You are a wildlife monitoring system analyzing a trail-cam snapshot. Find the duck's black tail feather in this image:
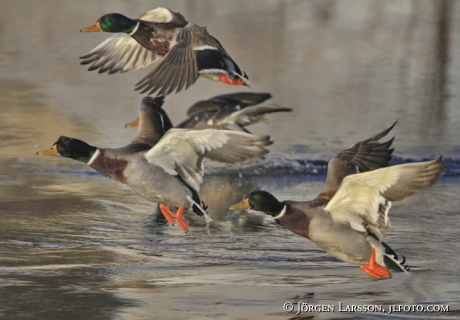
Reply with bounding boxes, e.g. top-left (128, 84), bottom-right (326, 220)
top-left (175, 176), bottom-right (211, 221)
top-left (382, 241), bottom-right (410, 273)
top-left (187, 189), bottom-right (213, 222)
top-left (190, 189), bottom-right (204, 216)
